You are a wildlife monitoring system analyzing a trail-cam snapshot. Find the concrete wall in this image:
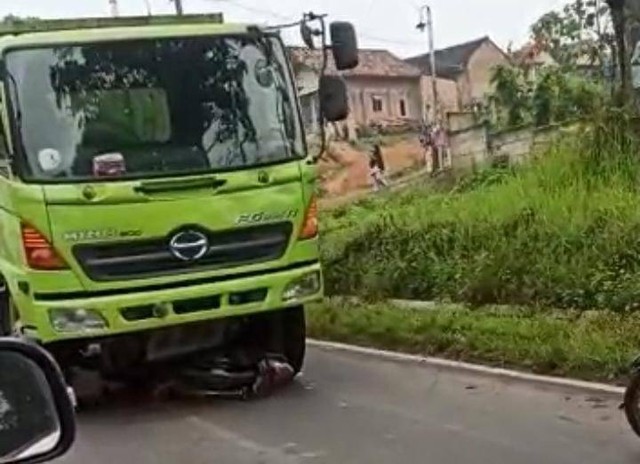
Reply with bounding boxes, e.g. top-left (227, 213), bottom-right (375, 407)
top-left (449, 123), bottom-right (567, 172)
top-left (449, 124), bottom-right (488, 171)
top-left (447, 111), bottom-right (477, 132)
top-left (346, 76), bottom-right (422, 126)
top-left (490, 125), bottom-right (563, 165)
top-left (490, 126), bottom-right (534, 165)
